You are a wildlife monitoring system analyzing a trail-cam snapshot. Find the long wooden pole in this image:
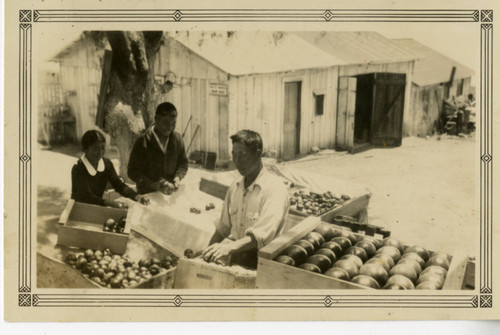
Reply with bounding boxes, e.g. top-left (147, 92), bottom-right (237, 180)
top-left (187, 124), bottom-right (200, 152)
